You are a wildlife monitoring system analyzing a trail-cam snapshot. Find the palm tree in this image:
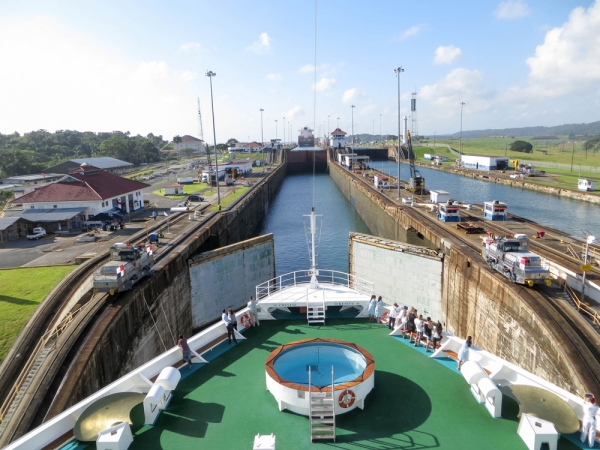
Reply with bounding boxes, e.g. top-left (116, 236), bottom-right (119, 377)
top-left (173, 135), bottom-right (182, 151)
